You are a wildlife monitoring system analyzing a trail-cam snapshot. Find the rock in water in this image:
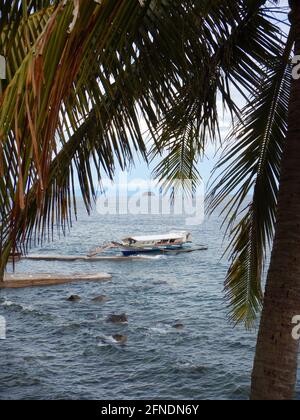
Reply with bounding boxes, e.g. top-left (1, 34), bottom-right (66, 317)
top-left (106, 313), bottom-right (128, 324)
top-left (92, 295), bottom-right (109, 303)
top-left (67, 295), bottom-right (81, 302)
top-left (173, 323), bottom-right (184, 330)
top-left (113, 334), bottom-right (128, 345)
